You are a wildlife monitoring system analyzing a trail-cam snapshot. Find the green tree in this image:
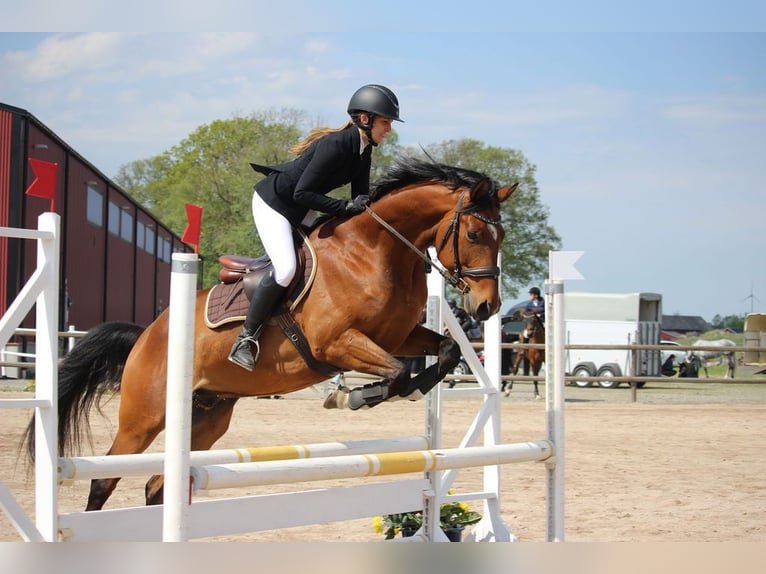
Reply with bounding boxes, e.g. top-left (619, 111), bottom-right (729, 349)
top-left (710, 314), bottom-right (745, 332)
top-left (115, 110), bottom-right (305, 287)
